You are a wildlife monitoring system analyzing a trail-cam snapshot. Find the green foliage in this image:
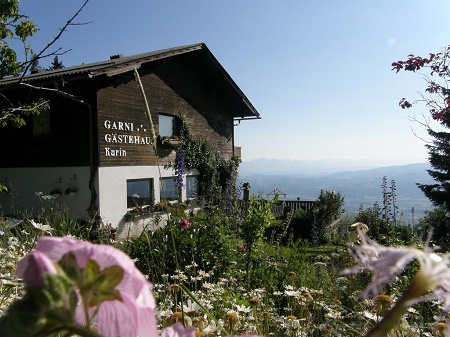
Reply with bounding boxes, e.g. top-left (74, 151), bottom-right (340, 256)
top-left (47, 55), bottom-right (64, 70)
top-left (0, 0), bottom-right (38, 77)
top-left (355, 203), bottom-right (389, 243)
top-left (311, 189), bottom-right (344, 245)
top-left (288, 208), bottom-right (314, 242)
top-left (240, 194), bottom-right (277, 286)
top-left (393, 47), bottom-right (450, 213)
top-left (241, 194), bottom-right (277, 251)
top-left (167, 117), bottom-right (241, 208)
top-left (0, 98), bottom-right (50, 128)
top-left (417, 128), bottom-right (450, 213)
top-left (0, 0), bottom-right (49, 128)
top-left (123, 209), bottom-right (238, 284)
top-left (419, 206), bottom-right (450, 252)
